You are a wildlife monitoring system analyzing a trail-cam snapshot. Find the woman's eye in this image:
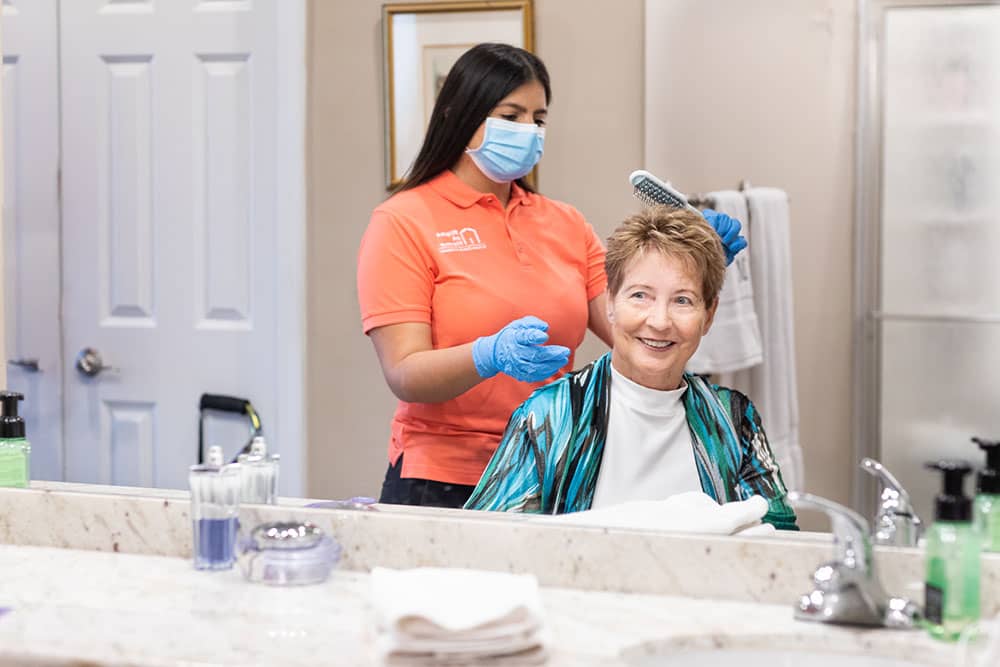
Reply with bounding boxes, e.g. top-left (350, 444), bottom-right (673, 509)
top-left (629, 292), bottom-right (646, 300)
top-left (500, 114), bottom-right (518, 122)
top-left (534, 118), bottom-right (546, 127)
top-left (675, 296), bottom-right (694, 306)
